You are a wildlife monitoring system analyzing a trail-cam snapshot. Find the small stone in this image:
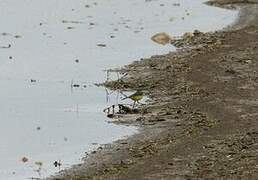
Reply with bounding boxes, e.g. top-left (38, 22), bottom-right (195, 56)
top-left (193, 29), bottom-right (202, 36)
